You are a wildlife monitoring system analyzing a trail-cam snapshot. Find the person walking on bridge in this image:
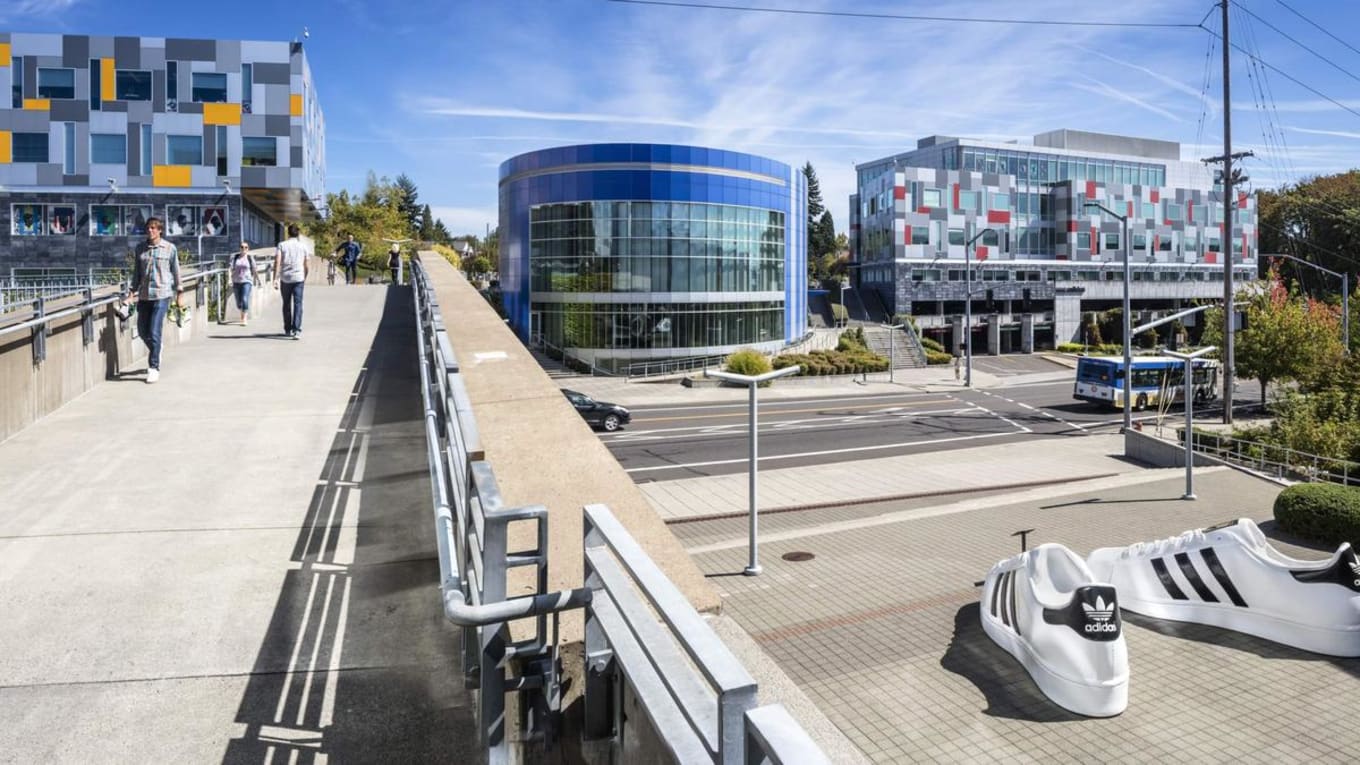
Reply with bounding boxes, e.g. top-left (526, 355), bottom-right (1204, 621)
top-left (230, 241), bottom-right (261, 326)
top-left (273, 224), bottom-right (311, 339)
top-left (334, 233), bottom-right (362, 285)
top-left (123, 216), bottom-right (182, 384)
